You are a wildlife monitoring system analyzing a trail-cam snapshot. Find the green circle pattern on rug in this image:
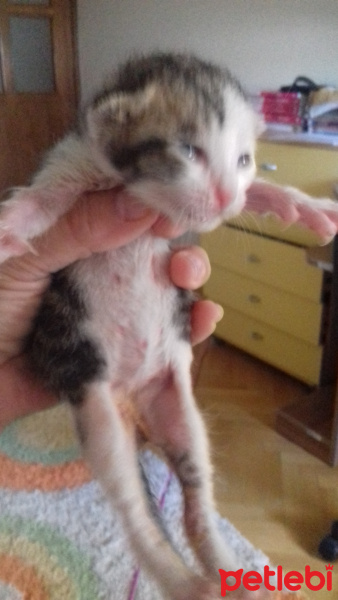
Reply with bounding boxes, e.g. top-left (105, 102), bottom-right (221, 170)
top-left (0, 404), bottom-right (80, 465)
top-left (0, 516), bottom-right (100, 600)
